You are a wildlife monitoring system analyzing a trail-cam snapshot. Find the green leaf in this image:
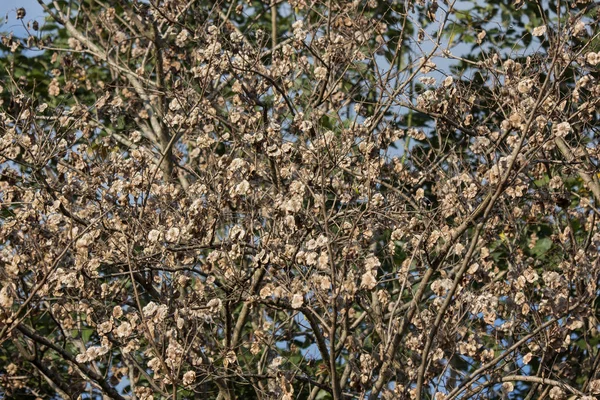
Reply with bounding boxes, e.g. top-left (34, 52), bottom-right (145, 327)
top-left (530, 237), bottom-right (552, 258)
top-left (534, 174), bottom-right (550, 187)
top-left (81, 328), bottom-right (94, 343)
